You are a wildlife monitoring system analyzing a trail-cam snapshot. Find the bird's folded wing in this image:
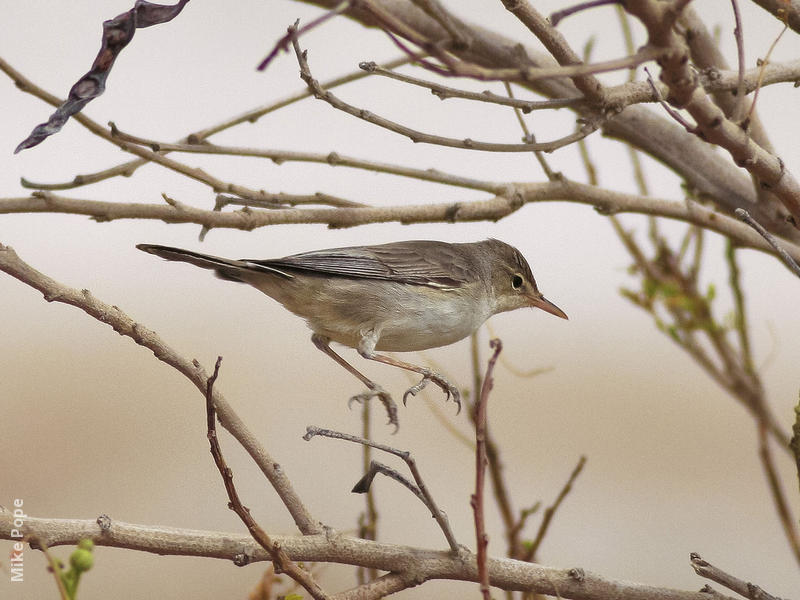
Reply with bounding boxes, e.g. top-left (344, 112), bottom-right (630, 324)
top-left (245, 241), bottom-right (474, 288)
